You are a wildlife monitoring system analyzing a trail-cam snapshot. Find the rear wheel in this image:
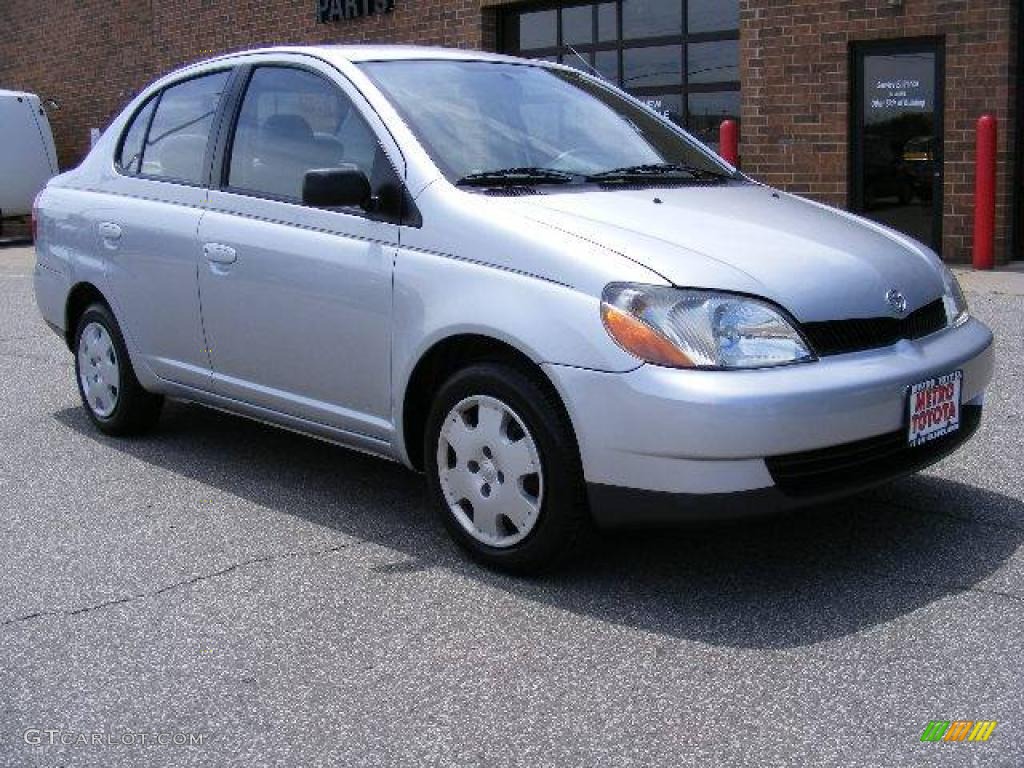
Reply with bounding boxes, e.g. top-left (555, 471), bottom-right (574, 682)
top-left (74, 302), bottom-right (163, 435)
top-left (424, 362), bottom-right (588, 573)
